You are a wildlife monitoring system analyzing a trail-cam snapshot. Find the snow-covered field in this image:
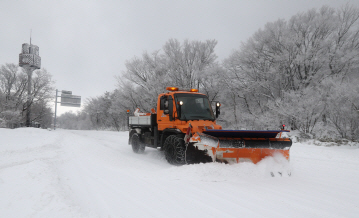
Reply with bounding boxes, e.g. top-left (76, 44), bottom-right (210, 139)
top-left (0, 128), bottom-right (358, 218)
